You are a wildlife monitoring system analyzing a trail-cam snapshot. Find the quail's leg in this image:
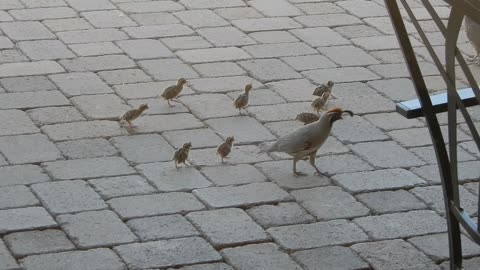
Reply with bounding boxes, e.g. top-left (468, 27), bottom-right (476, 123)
top-left (238, 108), bottom-right (242, 115)
top-left (293, 156), bottom-right (306, 176)
top-left (309, 153), bottom-right (322, 175)
top-left (167, 99), bottom-right (175, 107)
top-left (174, 160), bottom-right (178, 169)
